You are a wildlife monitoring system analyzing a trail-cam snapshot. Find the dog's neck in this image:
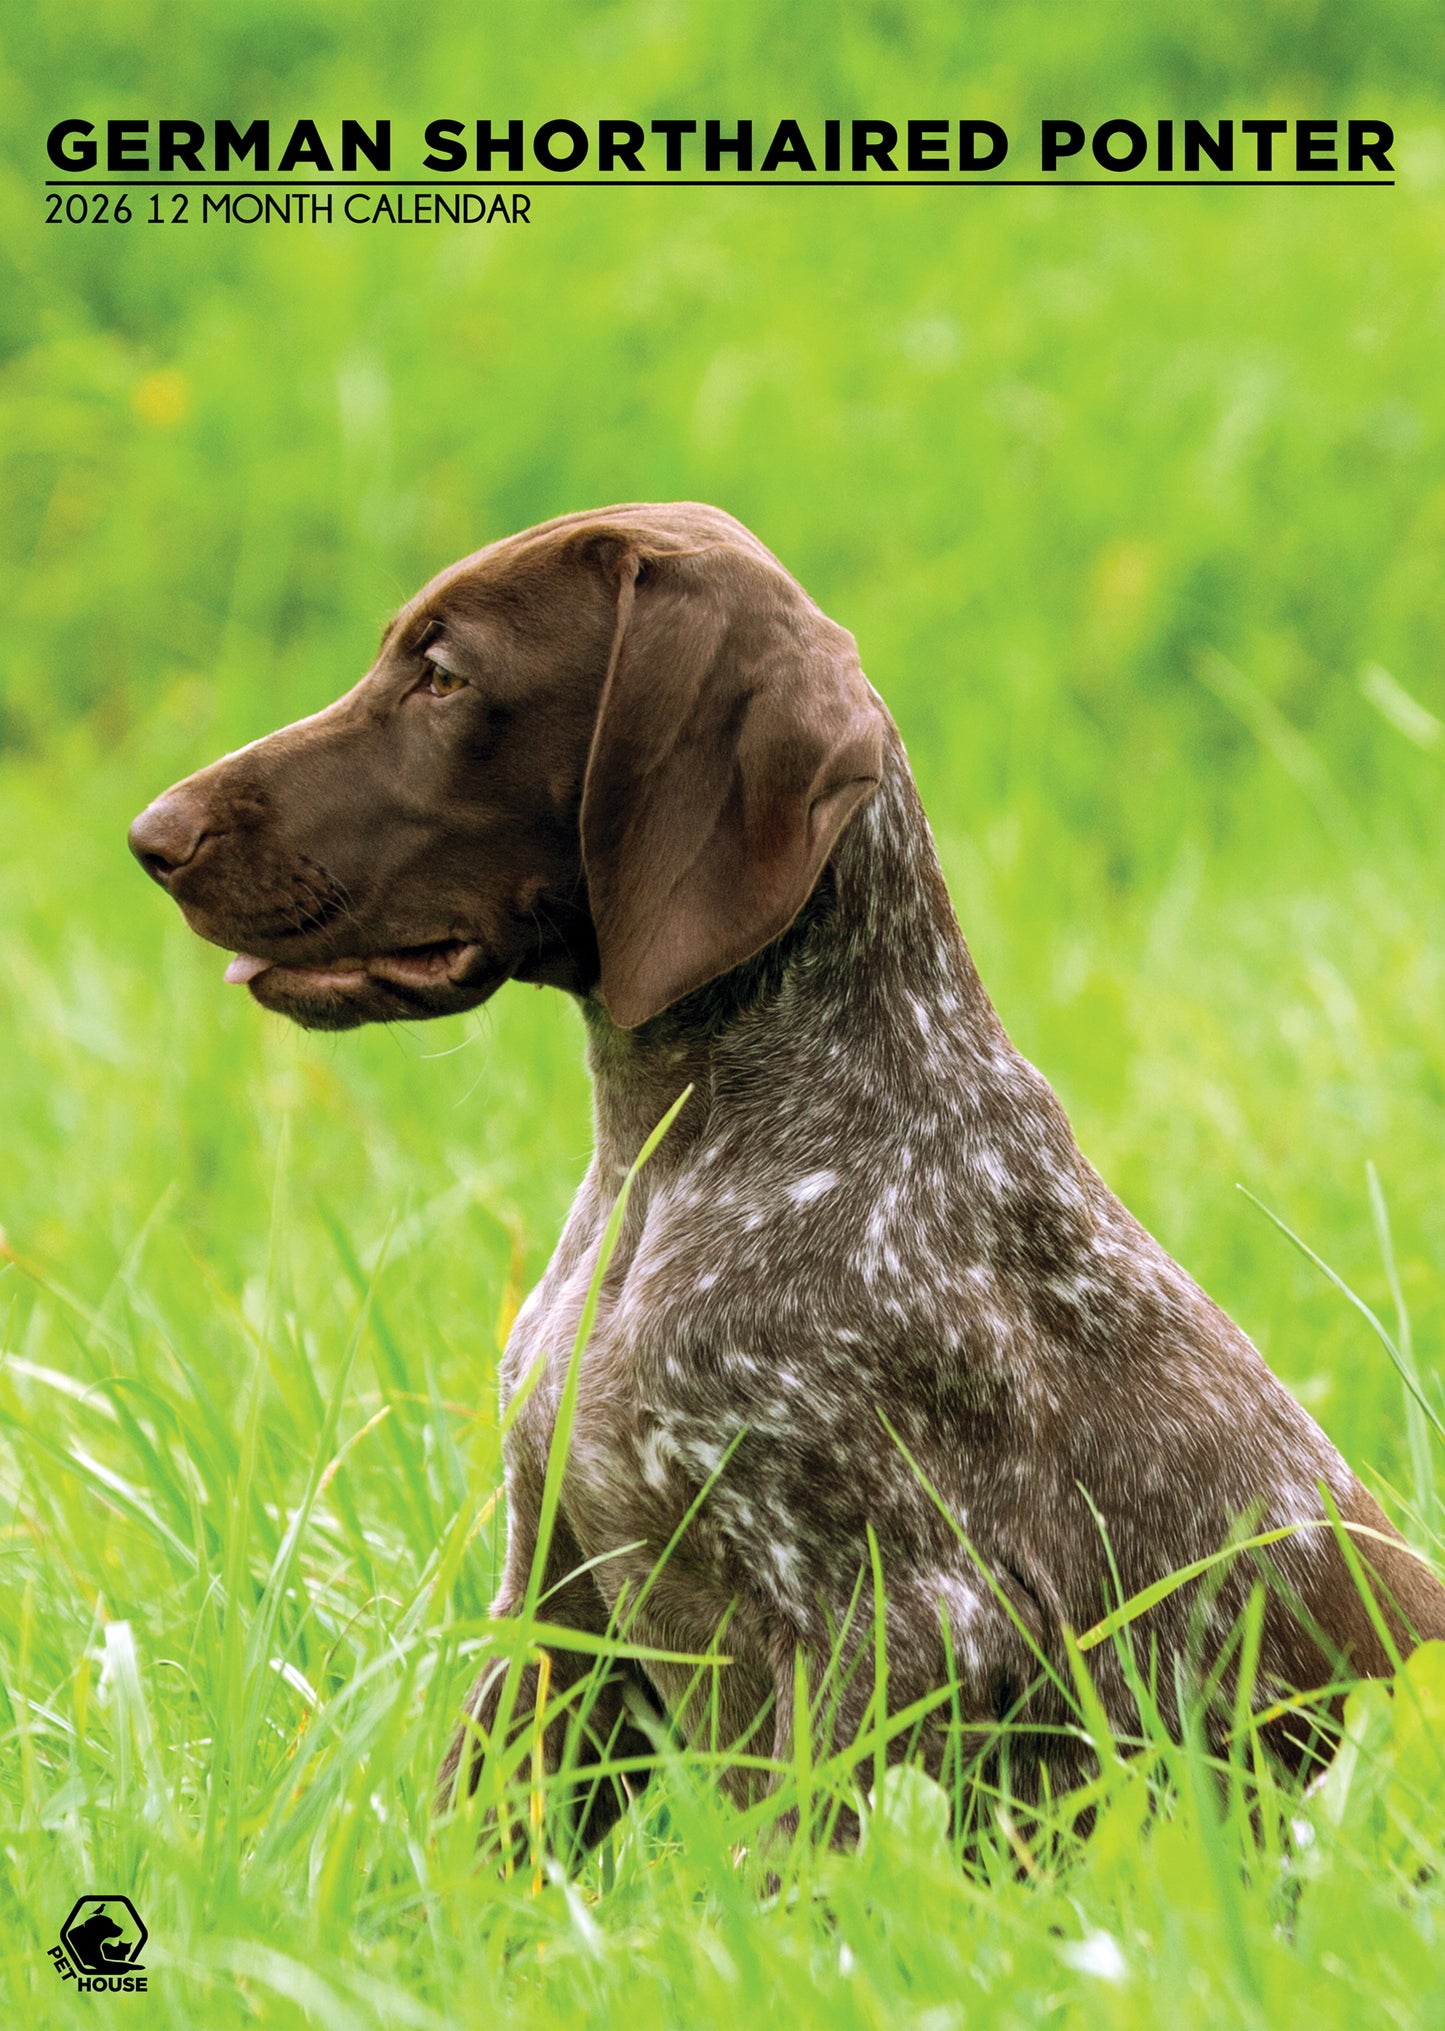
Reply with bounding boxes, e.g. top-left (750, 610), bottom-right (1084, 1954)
top-left (576, 731), bottom-right (1041, 1186)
